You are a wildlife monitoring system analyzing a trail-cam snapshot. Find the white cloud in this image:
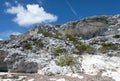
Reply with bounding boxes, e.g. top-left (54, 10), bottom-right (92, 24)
top-left (6, 4), bottom-right (57, 26)
top-left (5, 2), bottom-right (11, 7)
